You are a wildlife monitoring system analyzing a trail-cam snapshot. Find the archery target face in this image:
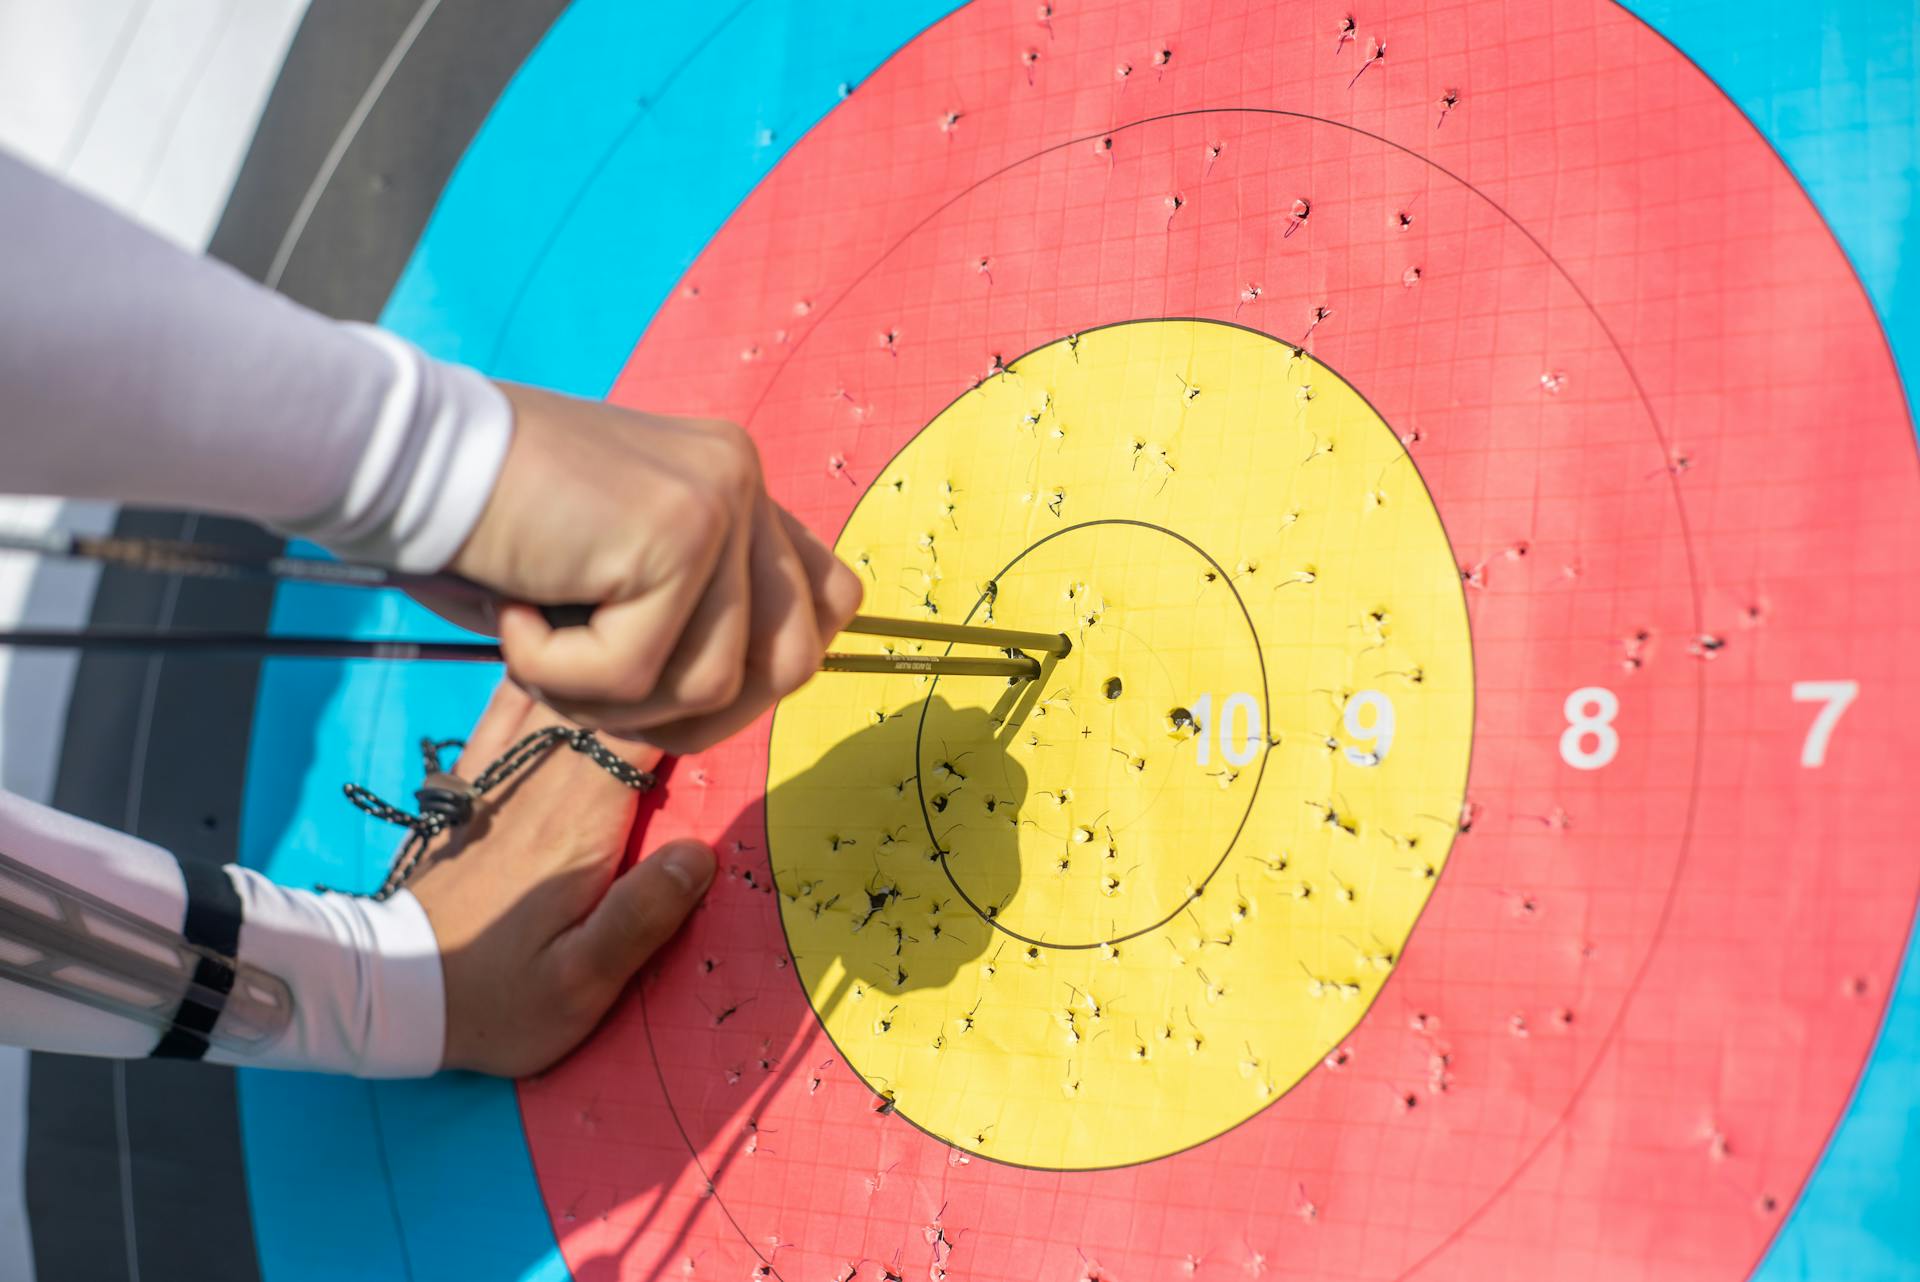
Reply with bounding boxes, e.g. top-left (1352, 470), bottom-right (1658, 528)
top-left (510, 0), bottom-right (1920, 1278)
